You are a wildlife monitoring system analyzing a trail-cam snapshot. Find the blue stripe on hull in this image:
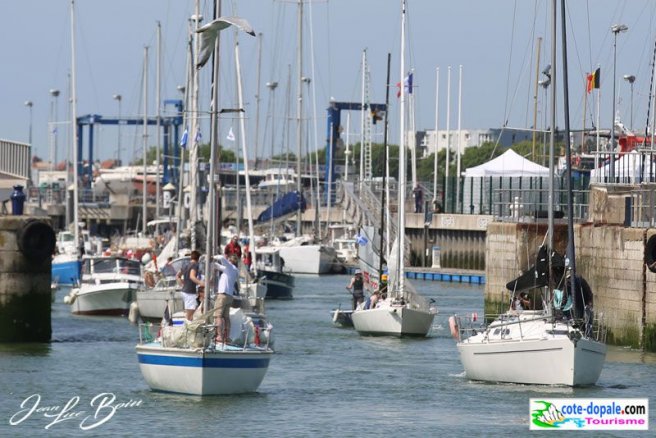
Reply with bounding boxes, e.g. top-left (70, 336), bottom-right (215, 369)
top-left (138, 354), bottom-right (270, 369)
